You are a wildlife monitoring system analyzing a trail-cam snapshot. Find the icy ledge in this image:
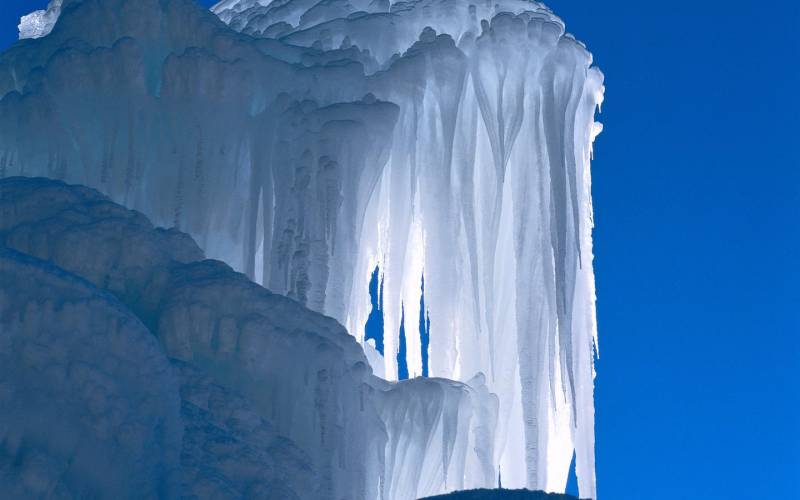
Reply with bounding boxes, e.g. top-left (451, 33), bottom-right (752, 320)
top-left (0, 176), bottom-right (496, 500)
